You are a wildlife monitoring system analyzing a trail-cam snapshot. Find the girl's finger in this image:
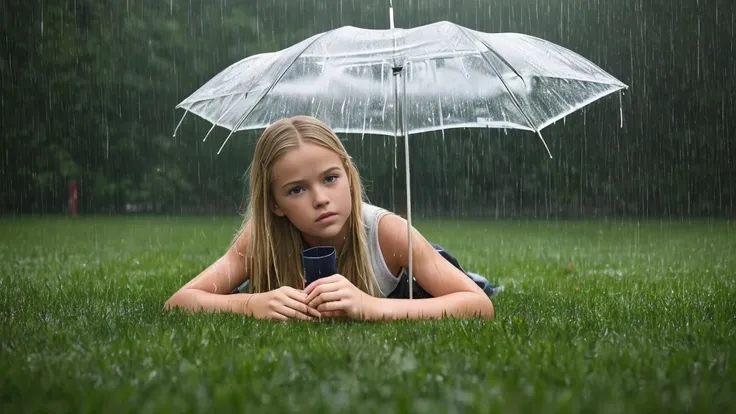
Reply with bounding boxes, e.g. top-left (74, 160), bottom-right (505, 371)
top-left (277, 304), bottom-right (313, 321)
top-left (269, 312), bottom-right (289, 321)
top-left (283, 297), bottom-right (320, 319)
top-left (304, 282), bottom-right (341, 304)
top-left (283, 288), bottom-right (321, 318)
top-left (316, 300), bottom-right (343, 313)
top-left (283, 291), bottom-right (322, 318)
top-left (288, 299), bottom-right (321, 318)
top-left (284, 288), bottom-right (309, 303)
top-left (303, 279), bottom-right (320, 296)
top-left (304, 275), bottom-right (344, 295)
top-left (308, 291), bottom-right (342, 309)
top-left (321, 310), bottom-right (347, 318)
